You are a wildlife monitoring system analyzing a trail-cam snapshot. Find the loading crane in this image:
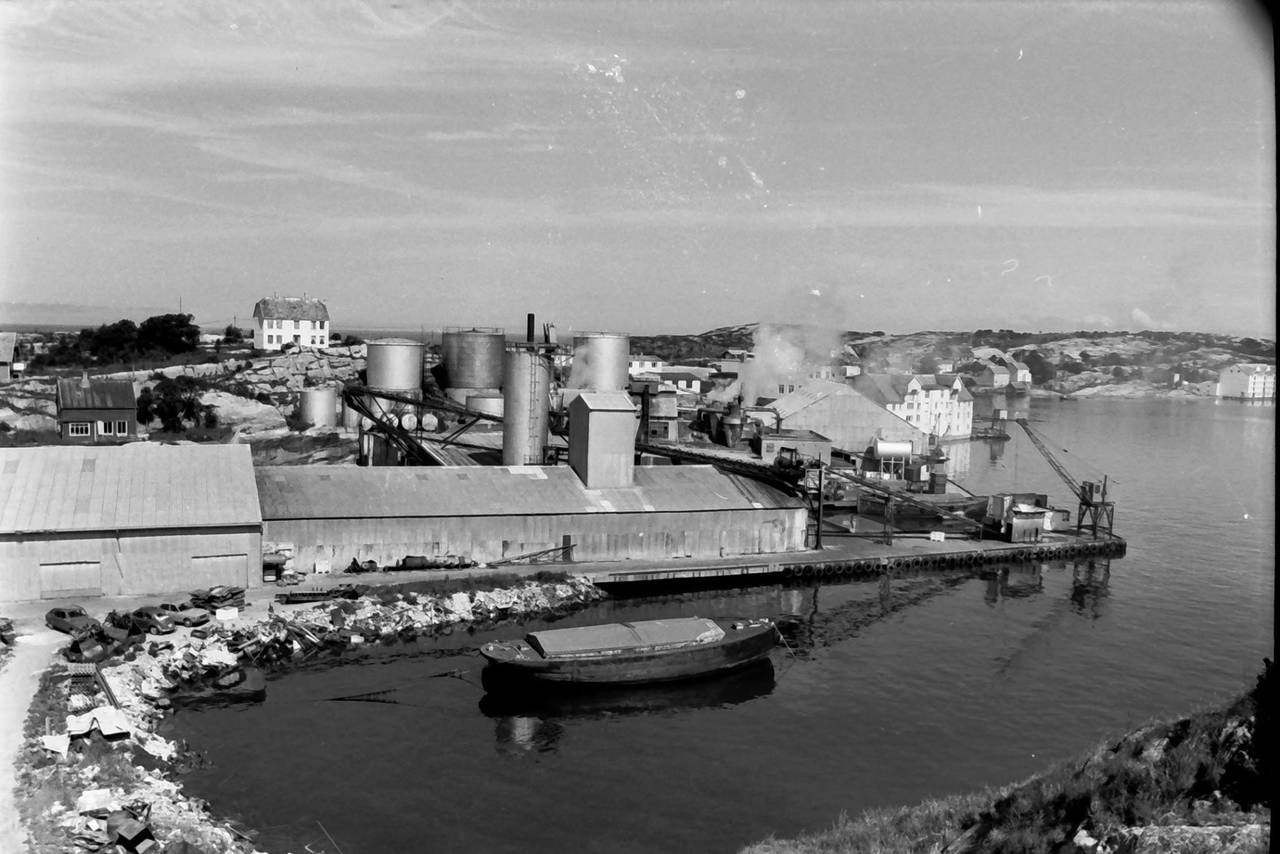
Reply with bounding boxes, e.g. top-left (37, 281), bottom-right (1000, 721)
top-left (1014, 418), bottom-right (1115, 536)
